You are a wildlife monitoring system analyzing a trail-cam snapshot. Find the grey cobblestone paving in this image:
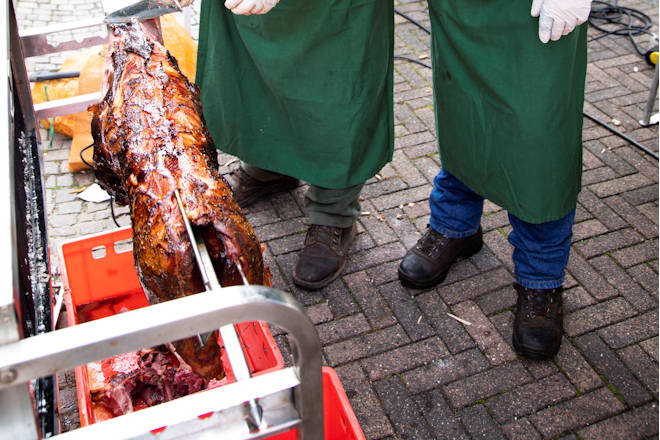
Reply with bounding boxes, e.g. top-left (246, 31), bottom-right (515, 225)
top-left (14, 0), bottom-right (658, 438)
